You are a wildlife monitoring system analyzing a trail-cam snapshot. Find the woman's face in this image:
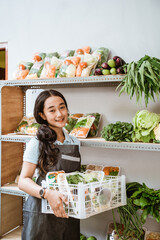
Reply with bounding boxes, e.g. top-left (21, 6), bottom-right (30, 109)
top-left (40, 96), bottom-right (68, 129)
